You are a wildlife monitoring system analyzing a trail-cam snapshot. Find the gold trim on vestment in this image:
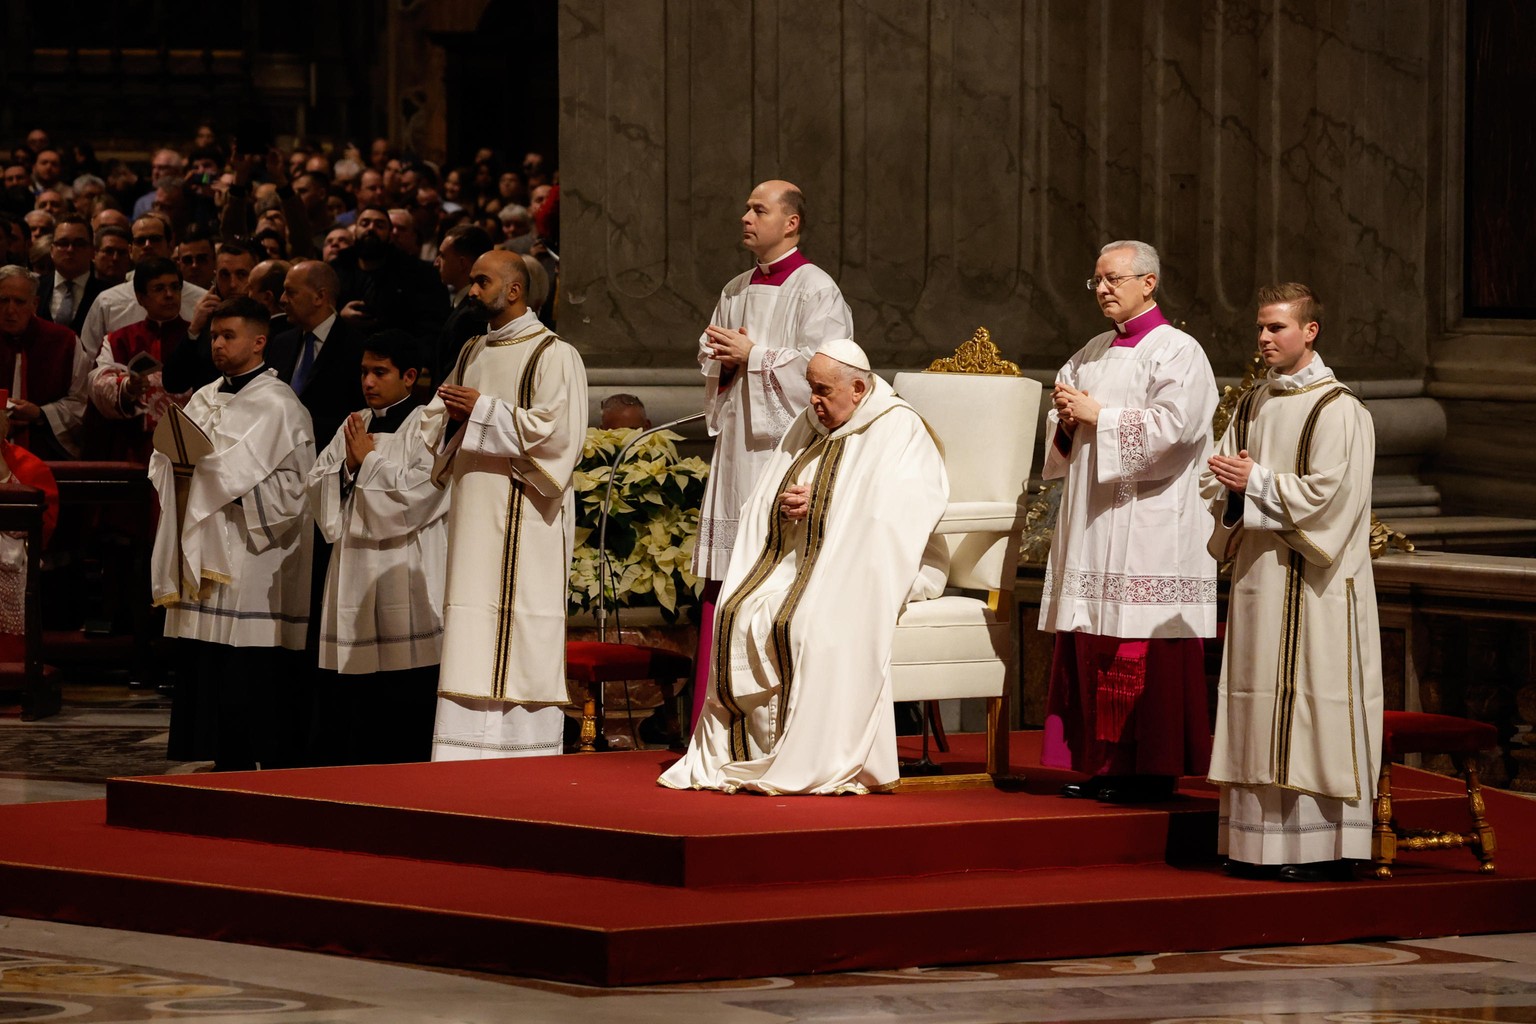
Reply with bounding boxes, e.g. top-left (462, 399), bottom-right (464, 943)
top-left (152, 591), bottom-right (180, 608)
top-left (768, 435), bottom-right (848, 730)
top-left (435, 687), bottom-right (567, 709)
top-left (713, 436), bottom-right (833, 762)
top-left (486, 335), bottom-right (557, 701)
top-left (1345, 576), bottom-right (1361, 799)
top-left (1268, 378), bottom-right (1345, 397)
top-left (487, 327), bottom-right (548, 348)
